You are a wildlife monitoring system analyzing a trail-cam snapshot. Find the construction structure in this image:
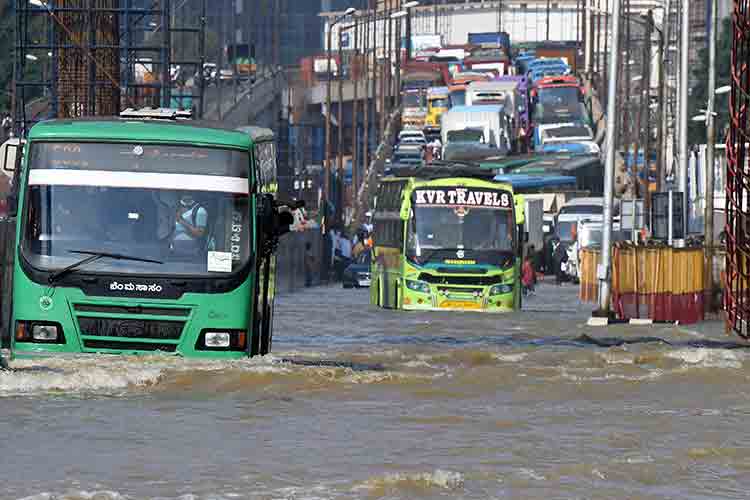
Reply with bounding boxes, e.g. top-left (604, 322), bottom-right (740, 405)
top-left (725, 0), bottom-right (750, 338)
top-left (13, 0), bottom-right (207, 136)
